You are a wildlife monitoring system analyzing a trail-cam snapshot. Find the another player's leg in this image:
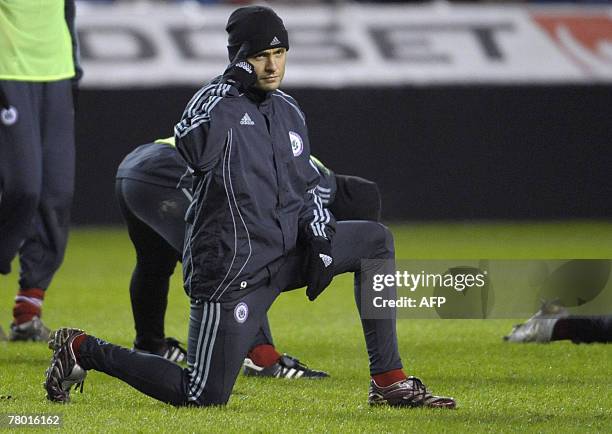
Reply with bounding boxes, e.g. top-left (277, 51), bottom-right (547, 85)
top-left (11, 80), bottom-right (74, 342)
top-left (116, 179), bottom-right (184, 361)
top-left (243, 316), bottom-right (328, 378)
top-left (550, 315), bottom-right (612, 343)
top-left (0, 82), bottom-right (40, 276)
top-left (0, 81), bottom-right (49, 341)
top-left (503, 300), bottom-right (569, 343)
top-left (504, 300), bottom-right (612, 343)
